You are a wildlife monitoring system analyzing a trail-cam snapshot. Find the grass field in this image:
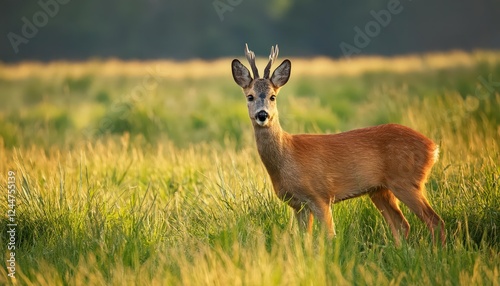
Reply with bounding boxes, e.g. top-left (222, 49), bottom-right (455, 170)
top-left (0, 51), bottom-right (499, 285)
